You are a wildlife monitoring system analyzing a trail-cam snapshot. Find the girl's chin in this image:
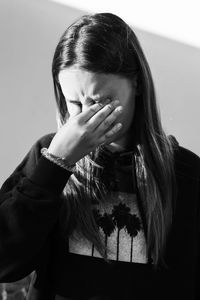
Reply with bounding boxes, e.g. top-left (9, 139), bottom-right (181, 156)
top-left (105, 142), bottom-right (126, 153)
top-left (106, 134), bottom-right (129, 152)
top-left (108, 126), bottom-right (134, 150)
